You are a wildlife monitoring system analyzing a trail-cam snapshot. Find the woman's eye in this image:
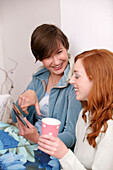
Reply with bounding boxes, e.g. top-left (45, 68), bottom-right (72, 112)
top-left (57, 50), bottom-right (62, 54)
